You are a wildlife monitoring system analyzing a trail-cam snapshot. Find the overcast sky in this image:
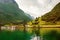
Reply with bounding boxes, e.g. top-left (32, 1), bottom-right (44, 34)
top-left (15, 0), bottom-right (60, 18)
